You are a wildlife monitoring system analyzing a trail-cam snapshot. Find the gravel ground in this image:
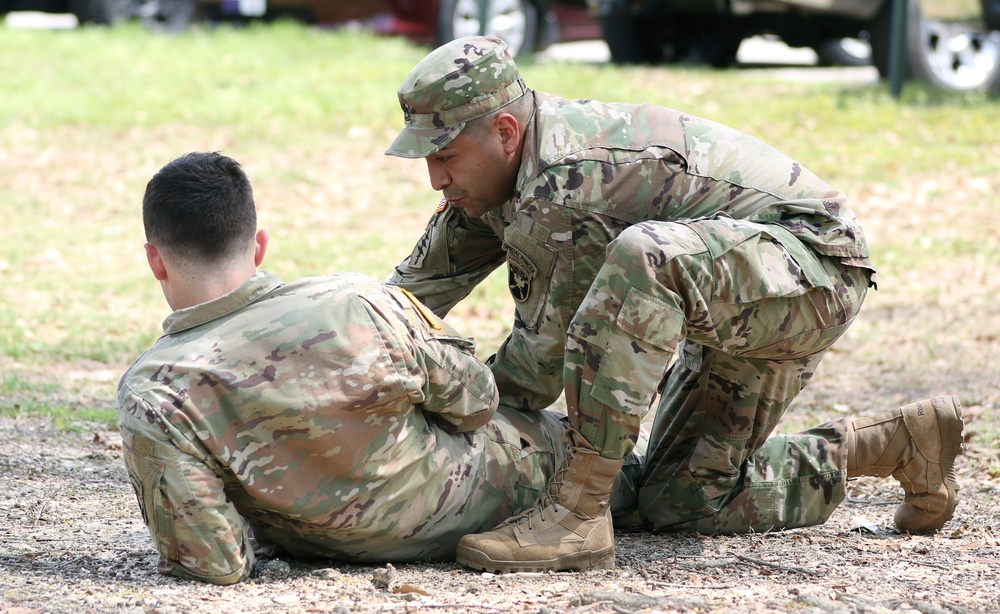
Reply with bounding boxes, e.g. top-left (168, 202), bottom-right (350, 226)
top-left (2, 412), bottom-right (998, 614)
